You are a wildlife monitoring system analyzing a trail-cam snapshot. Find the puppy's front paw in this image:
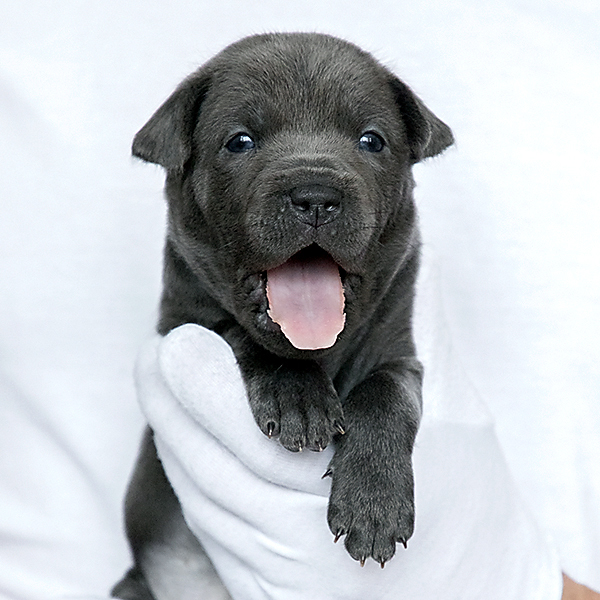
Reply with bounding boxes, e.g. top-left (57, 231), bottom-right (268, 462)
top-left (326, 451), bottom-right (415, 567)
top-left (247, 361), bottom-right (344, 452)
